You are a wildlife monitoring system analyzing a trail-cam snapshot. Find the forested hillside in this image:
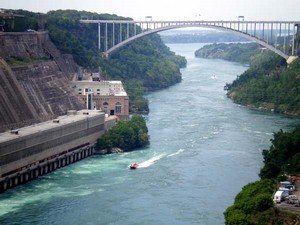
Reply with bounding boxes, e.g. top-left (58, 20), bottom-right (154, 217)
top-left (45, 10), bottom-right (186, 113)
top-left (195, 42), bottom-right (261, 64)
top-left (225, 52), bottom-right (300, 116)
top-left (195, 42), bottom-right (300, 116)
